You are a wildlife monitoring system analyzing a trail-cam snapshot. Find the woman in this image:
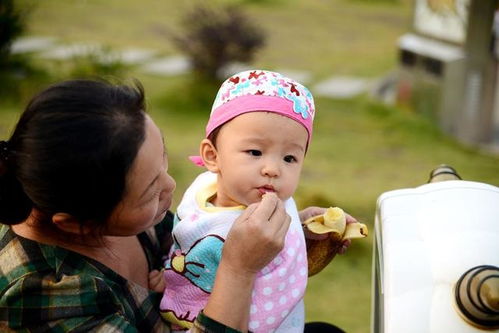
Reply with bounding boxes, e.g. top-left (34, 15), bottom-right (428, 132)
top-left (0, 79), bottom-right (348, 332)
